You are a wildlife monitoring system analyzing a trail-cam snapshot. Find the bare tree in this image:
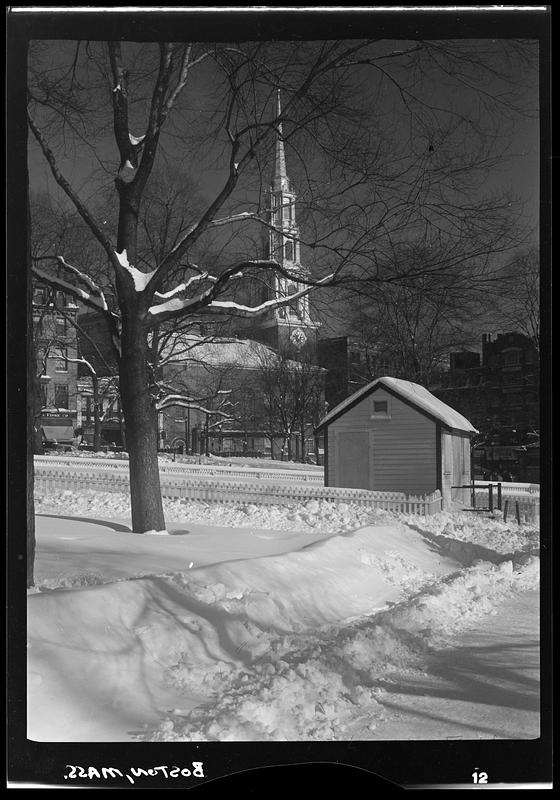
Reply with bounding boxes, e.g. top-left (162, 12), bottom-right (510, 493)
top-left (492, 248), bottom-right (540, 350)
top-left (257, 345), bottom-right (324, 461)
top-left (27, 38), bottom-right (537, 531)
top-left (343, 239), bottom-right (494, 387)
